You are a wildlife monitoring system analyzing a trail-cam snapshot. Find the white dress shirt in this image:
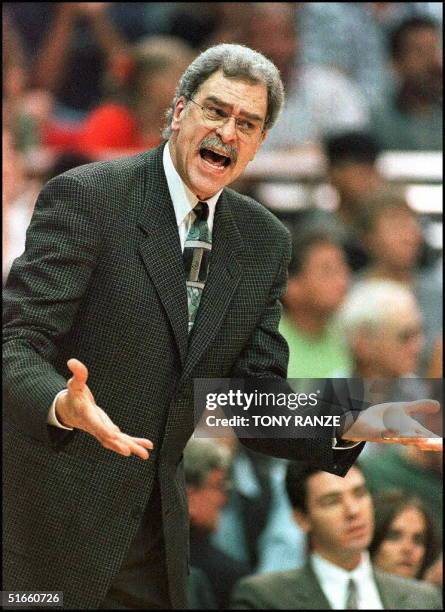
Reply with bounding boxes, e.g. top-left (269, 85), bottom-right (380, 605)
top-left (311, 551), bottom-right (384, 610)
